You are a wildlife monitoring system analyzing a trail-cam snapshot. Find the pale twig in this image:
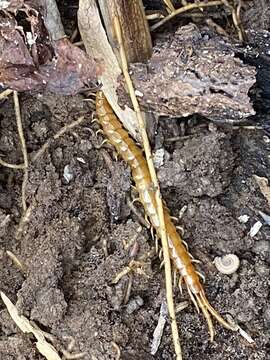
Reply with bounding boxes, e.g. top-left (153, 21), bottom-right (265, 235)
top-left (163, 0), bottom-right (175, 13)
top-left (0, 158), bottom-right (25, 169)
top-left (113, 16), bottom-right (182, 360)
top-left (221, 0), bottom-right (246, 41)
top-left (13, 91), bottom-right (28, 212)
top-left (0, 89), bottom-right (13, 100)
top-left (6, 250), bottom-right (27, 274)
top-left (111, 342), bottom-right (121, 360)
top-left (146, 12), bottom-right (165, 21)
top-left (32, 116), bottom-right (85, 162)
top-left (205, 18), bottom-right (228, 37)
top-left (16, 204), bottom-right (33, 239)
top-left (150, 1), bottom-right (223, 31)
top-left (2, 116), bottom-right (86, 168)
